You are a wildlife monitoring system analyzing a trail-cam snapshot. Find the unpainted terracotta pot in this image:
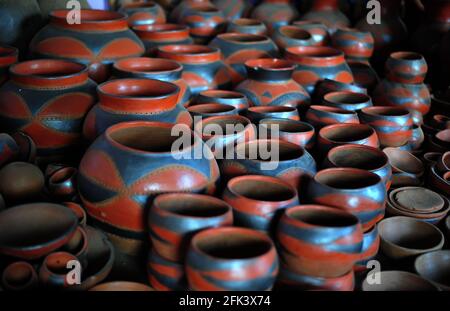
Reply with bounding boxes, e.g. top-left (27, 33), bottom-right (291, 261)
top-left (383, 147), bottom-right (424, 188)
